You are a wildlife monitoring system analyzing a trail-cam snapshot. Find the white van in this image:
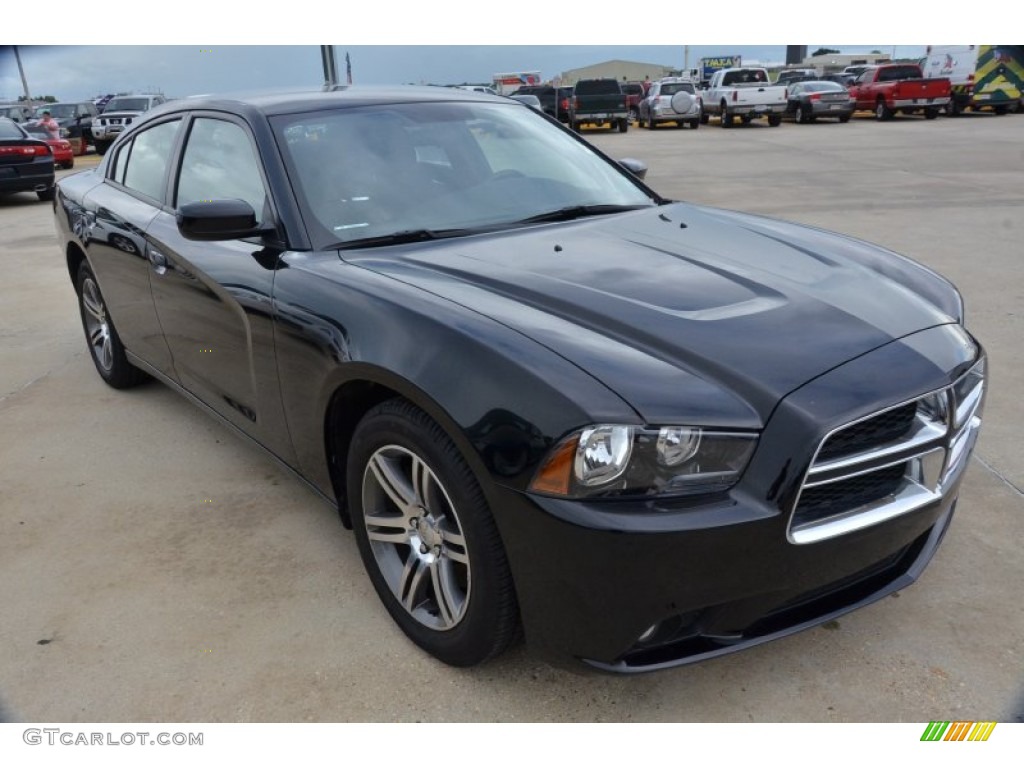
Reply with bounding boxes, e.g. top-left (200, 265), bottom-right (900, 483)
top-left (921, 45), bottom-right (1023, 115)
